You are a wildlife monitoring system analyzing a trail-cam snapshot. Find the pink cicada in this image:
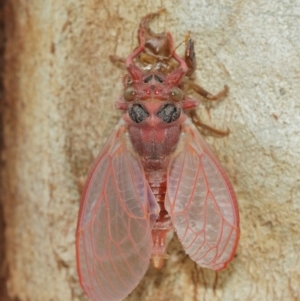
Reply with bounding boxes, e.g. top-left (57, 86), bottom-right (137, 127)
top-left (76, 11), bottom-right (239, 301)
